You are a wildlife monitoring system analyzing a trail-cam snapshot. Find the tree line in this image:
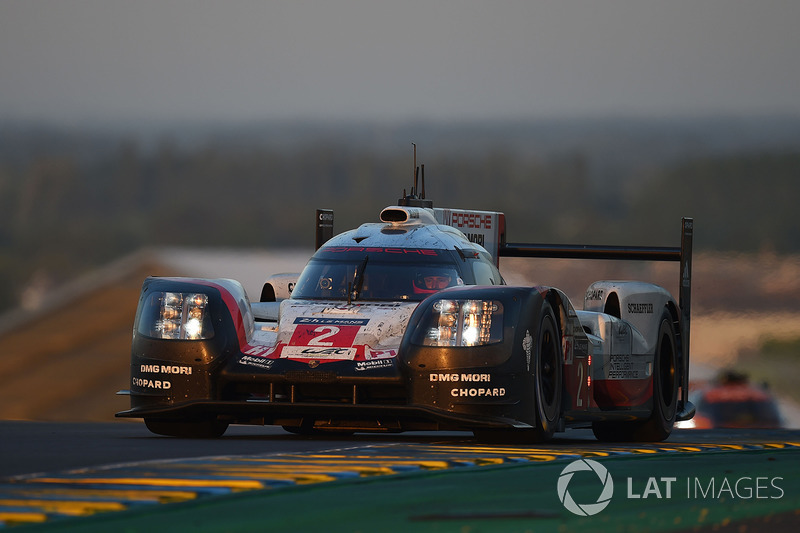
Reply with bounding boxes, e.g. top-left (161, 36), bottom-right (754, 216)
top-left (0, 126), bottom-right (798, 312)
